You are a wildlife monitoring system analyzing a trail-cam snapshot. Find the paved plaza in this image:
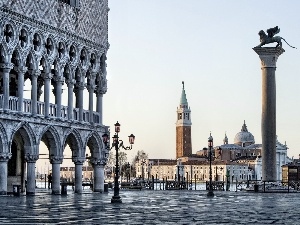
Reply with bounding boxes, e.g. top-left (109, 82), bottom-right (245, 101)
top-left (0, 188), bottom-right (299, 224)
